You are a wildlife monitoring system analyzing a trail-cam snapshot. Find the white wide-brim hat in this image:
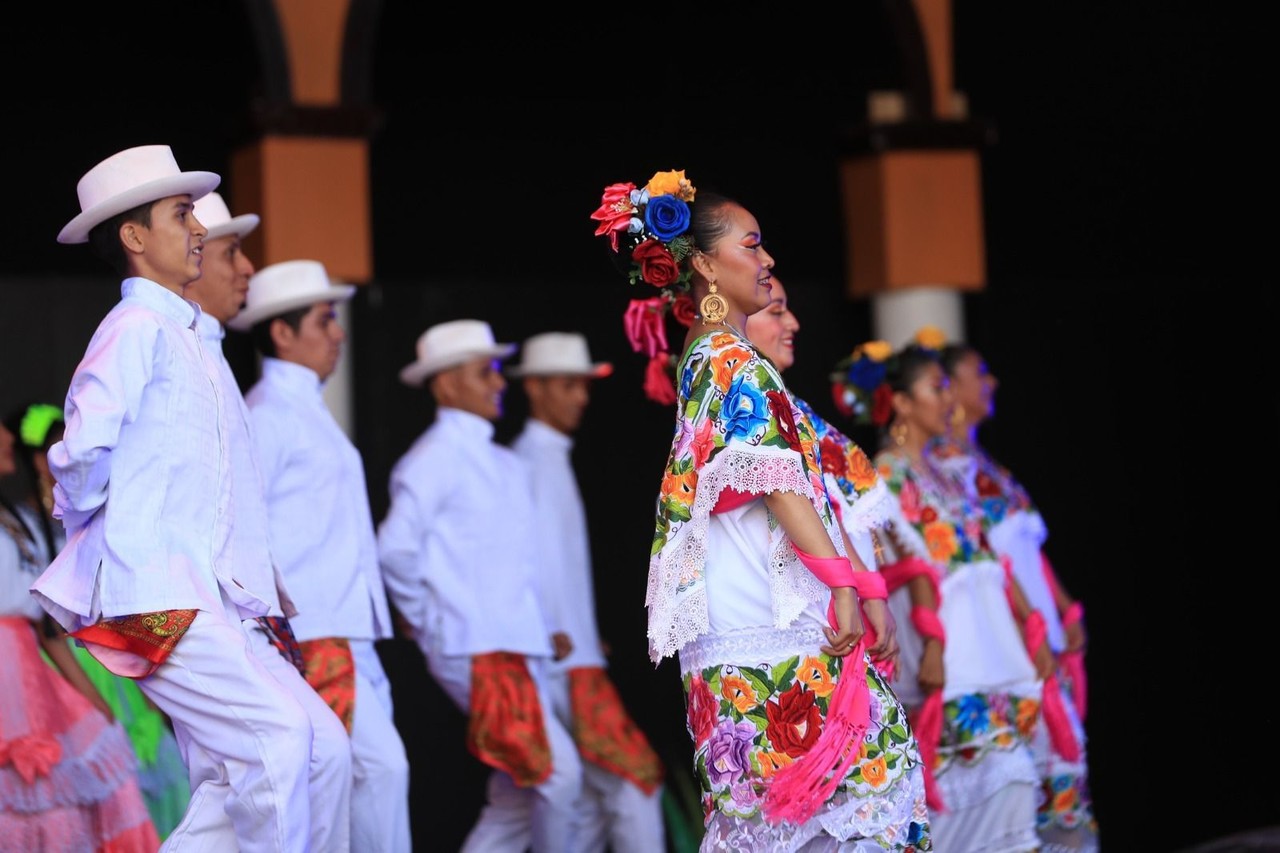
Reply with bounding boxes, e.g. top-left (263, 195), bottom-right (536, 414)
top-left (227, 259), bottom-right (355, 332)
top-left (58, 145), bottom-right (221, 244)
top-left (193, 191), bottom-right (260, 242)
top-left (507, 331), bottom-right (613, 378)
top-left (399, 319), bottom-right (516, 387)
